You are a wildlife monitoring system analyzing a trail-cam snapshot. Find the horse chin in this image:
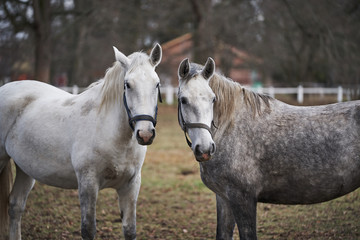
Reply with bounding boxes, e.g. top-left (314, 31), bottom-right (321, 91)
top-left (195, 154), bottom-right (212, 162)
top-left (136, 137), bottom-right (154, 146)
